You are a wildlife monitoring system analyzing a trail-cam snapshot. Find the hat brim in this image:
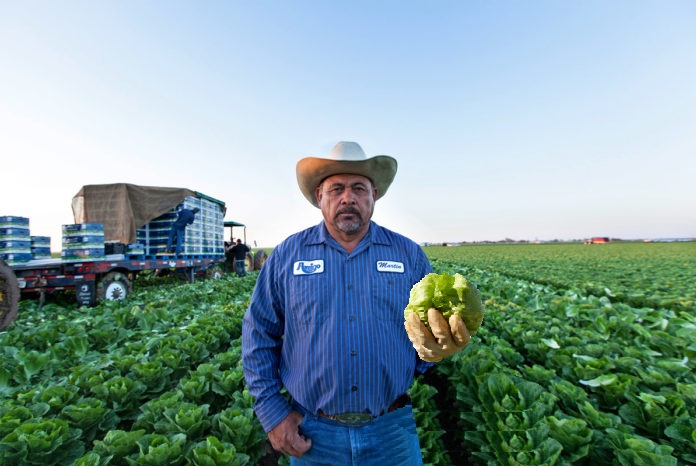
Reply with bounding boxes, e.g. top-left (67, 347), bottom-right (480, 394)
top-left (296, 156), bottom-right (398, 207)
